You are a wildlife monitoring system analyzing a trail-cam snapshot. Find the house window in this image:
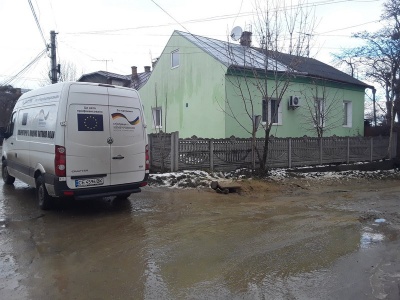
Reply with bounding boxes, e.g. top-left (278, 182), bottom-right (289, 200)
top-left (262, 99), bottom-right (267, 122)
top-left (343, 101), bottom-right (352, 127)
top-left (315, 98), bottom-right (325, 127)
top-left (171, 49), bottom-right (179, 68)
top-left (152, 107), bottom-right (162, 129)
top-left (262, 98), bottom-right (282, 125)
